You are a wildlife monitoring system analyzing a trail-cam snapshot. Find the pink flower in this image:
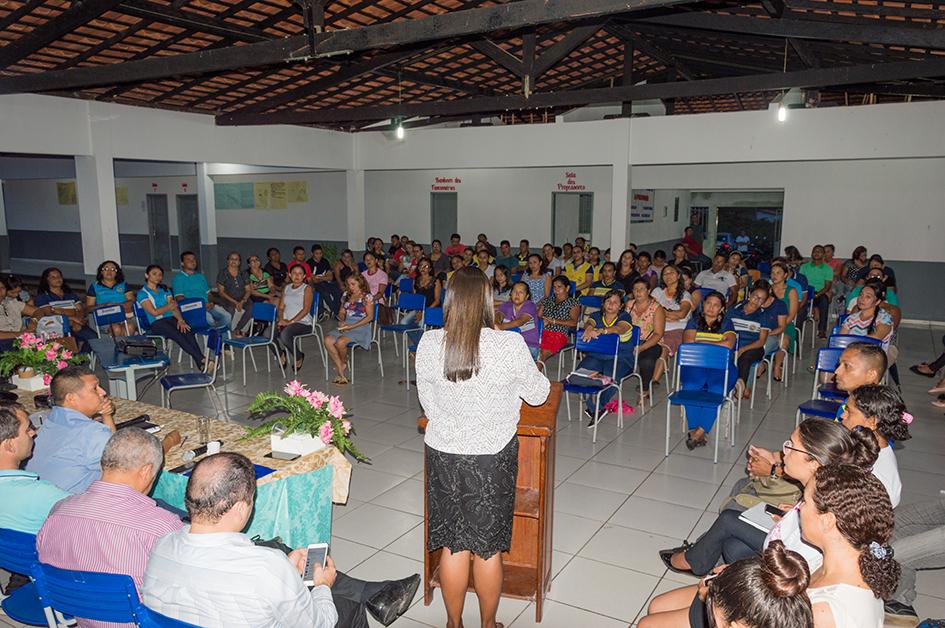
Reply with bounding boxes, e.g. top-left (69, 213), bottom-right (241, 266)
top-left (305, 389), bottom-right (329, 409)
top-left (42, 373), bottom-right (51, 386)
top-left (45, 349), bottom-right (57, 360)
top-left (318, 422), bottom-right (333, 444)
top-left (20, 332), bottom-right (35, 344)
top-left (56, 360), bottom-right (68, 370)
top-left (51, 342), bottom-right (61, 351)
top-left (284, 380), bottom-right (307, 397)
top-left (36, 342), bottom-right (46, 352)
top-left (328, 396), bottom-right (345, 420)
top-left (61, 350), bottom-right (73, 360)
top-left (342, 420), bottom-right (351, 434)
